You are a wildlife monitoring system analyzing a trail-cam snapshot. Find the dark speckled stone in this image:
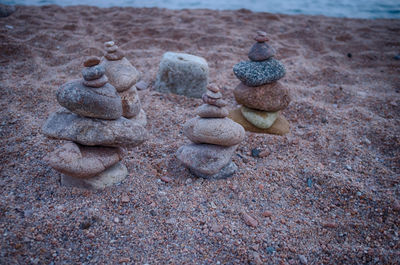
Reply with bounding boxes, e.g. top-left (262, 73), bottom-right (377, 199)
top-left (233, 58), bottom-right (285, 87)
